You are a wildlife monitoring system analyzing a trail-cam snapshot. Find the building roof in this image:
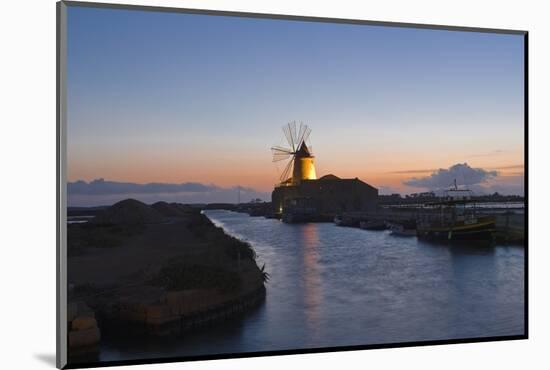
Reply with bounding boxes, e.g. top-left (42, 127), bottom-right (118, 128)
top-left (318, 174), bottom-right (340, 180)
top-left (303, 175), bottom-right (378, 192)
